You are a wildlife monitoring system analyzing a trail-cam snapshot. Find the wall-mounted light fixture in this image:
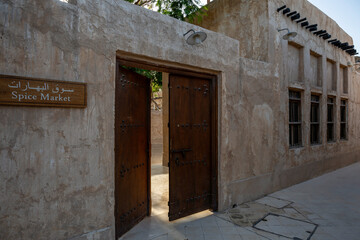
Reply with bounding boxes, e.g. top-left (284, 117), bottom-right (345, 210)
top-left (183, 29), bottom-right (207, 45)
top-left (277, 28), bottom-right (297, 41)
